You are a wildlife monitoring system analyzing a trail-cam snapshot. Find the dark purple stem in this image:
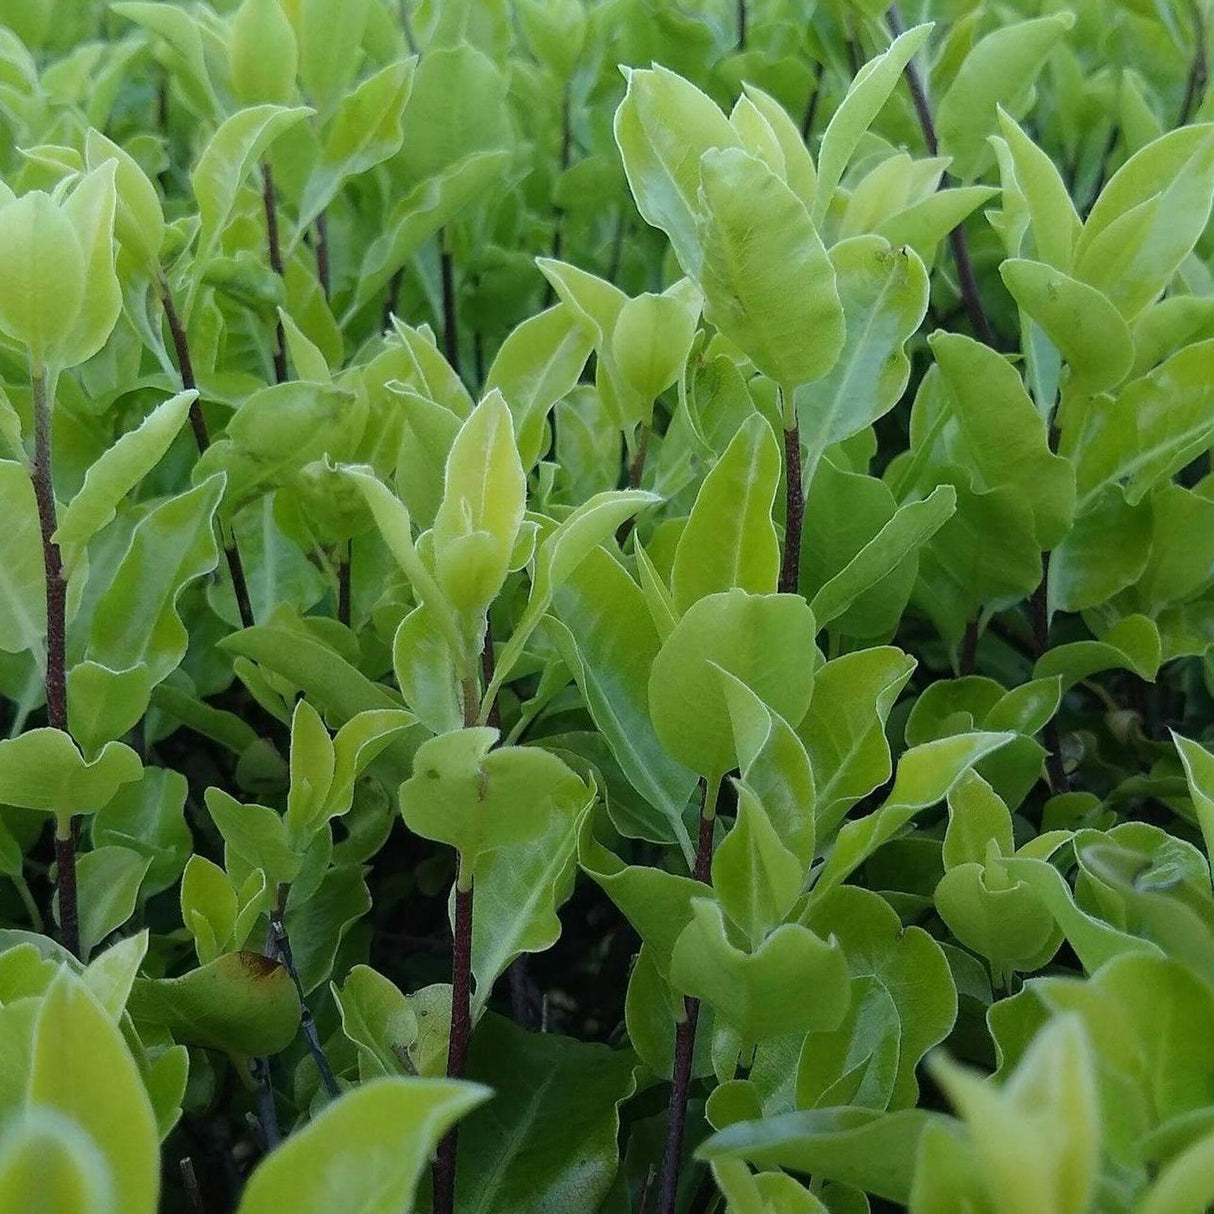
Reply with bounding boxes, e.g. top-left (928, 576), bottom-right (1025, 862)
top-left (780, 422), bottom-right (803, 595)
top-left (261, 162), bottom-right (288, 385)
